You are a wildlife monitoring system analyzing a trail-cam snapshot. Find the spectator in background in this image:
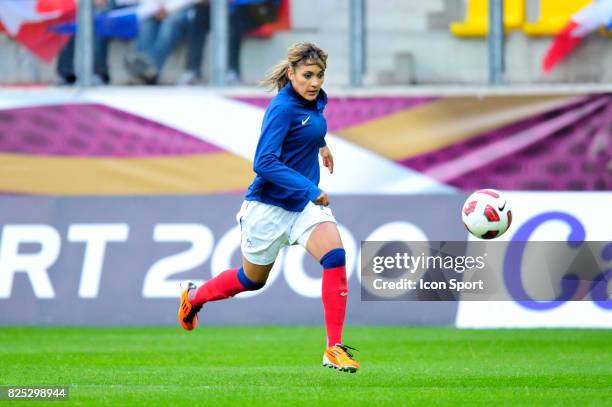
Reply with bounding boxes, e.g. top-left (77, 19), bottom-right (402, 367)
top-left (125, 0), bottom-right (205, 84)
top-left (57, 0), bottom-right (140, 85)
top-left (178, 0), bottom-right (210, 85)
top-left (125, 0), bottom-right (280, 85)
top-left (227, 0), bottom-right (279, 84)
